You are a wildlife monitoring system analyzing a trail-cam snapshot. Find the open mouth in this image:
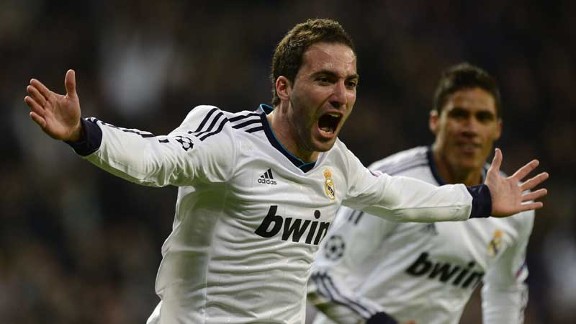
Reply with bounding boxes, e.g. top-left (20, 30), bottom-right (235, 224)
top-left (318, 113), bottom-right (341, 134)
